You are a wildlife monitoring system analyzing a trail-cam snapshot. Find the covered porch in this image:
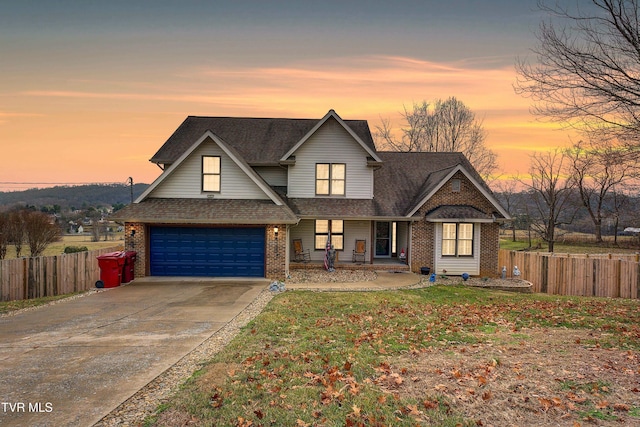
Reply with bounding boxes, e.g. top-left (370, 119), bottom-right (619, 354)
top-left (290, 257), bottom-right (410, 272)
top-left (288, 218), bottom-right (412, 267)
